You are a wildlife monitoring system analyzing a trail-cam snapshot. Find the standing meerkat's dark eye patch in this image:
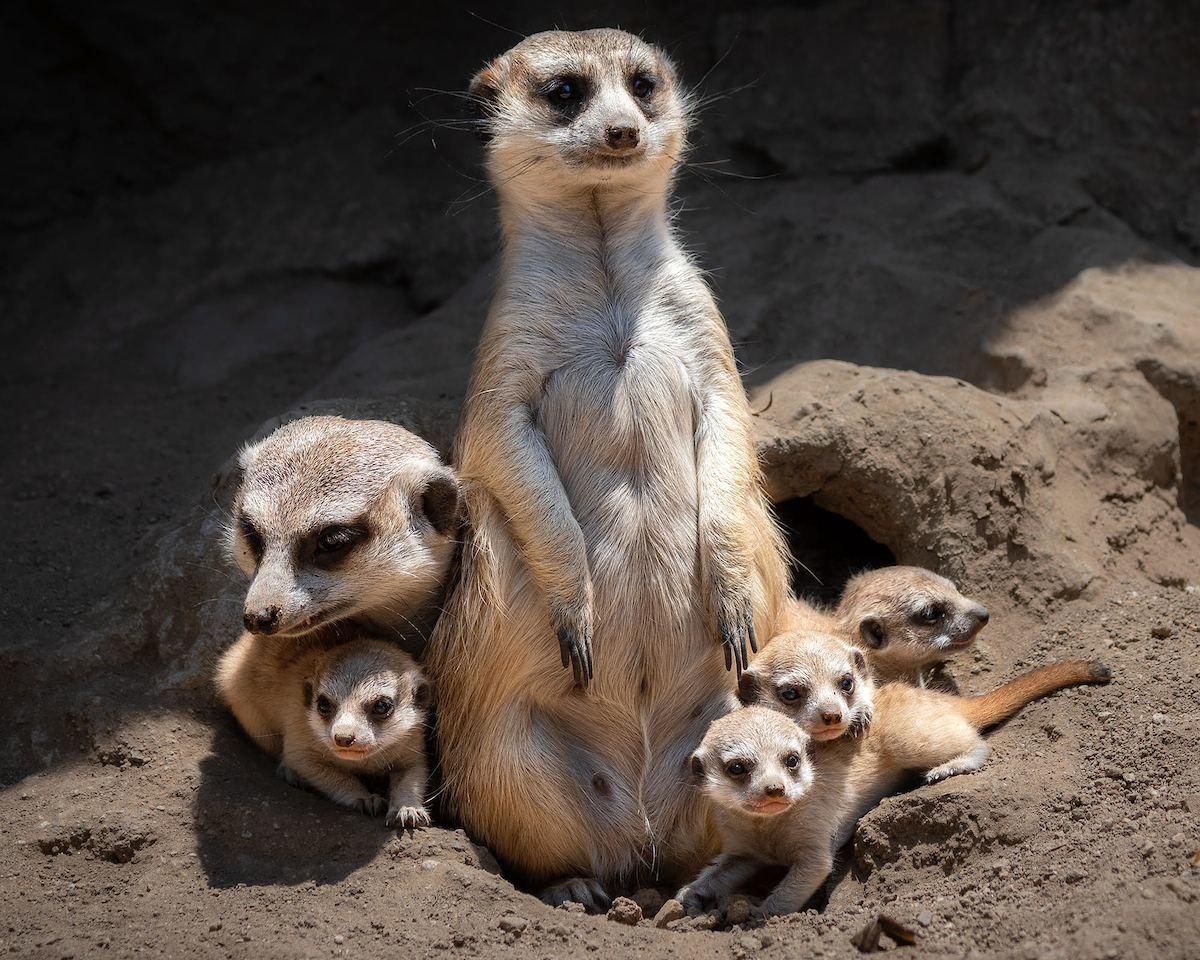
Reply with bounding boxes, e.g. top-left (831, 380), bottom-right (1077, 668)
top-left (630, 73), bottom-right (656, 98)
top-left (315, 694), bottom-right (334, 718)
top-left (238, 515), bottom-right (264, 561)
top-left (311, 524), bottom-right (367, 566)
top-left (915, 603), bottom-right (944, 624)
